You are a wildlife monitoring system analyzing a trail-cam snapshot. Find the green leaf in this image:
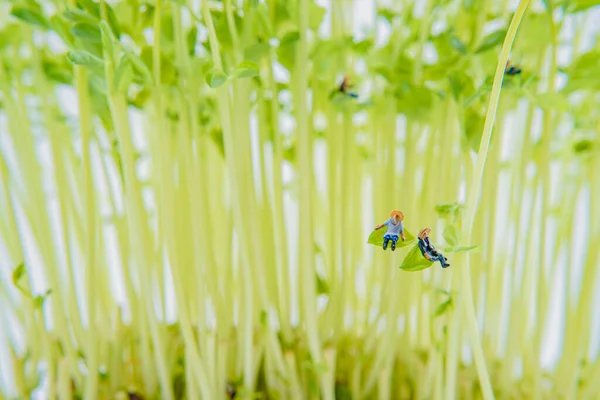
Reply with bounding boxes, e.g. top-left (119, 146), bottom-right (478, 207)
top-left (443, 225), bottom-right (459, 246)
top-left (99, 20), bottom-right (118, 61)
top-left (233, 61), bottom-right (260, 79)
top-left (113, 56), bottom-right (133, 93)
top-left (308, 2), bottom-right (326, 31)
top-left (464, 108), bottom-right (485, 151)
top-left (435, 298), bottom-right (453, 316)
top-left (12, 263), bottom-right (25, 286)
top-left (377, 8), bottom-right (397, 23)
top-left (316, 274), bottom-right (330, 295)
top-left (63, 8), bottom-right (98, 25)
top-left (70, 22), bottom-right (102, 43)
top-left (206, 70), bottom-right (228, 88)
top-left (33, 289), bottom-right (52, 309)
top-left (566, 0), bottom-right (600, 12)
top-left (280, 30), bottom-right (300, 45)
top-left (11, 7), bottom-right (49, 29)
top-left (105, 3), bottom-right (121, 38)
top-left (395, 84), bottom-right (436, 120)
top-left (42, 57), bottom-right (74, 84)
top-left (444, 244), bottom-right (479, 253)
top-left (49, 15), bottom-right (74, 46)
top-left (399, 245), bottom-right (433, 272)
top-left (450, 35), bottom-right (468, 54)
top-left (573, 139), bottom-right (595, 153)
top-left (245, 43), bottom-right (271, 62)
top-left (66, 49), bottom-right (104, 76)
top-left (532, 92), bottom-right (570, 113)
top-left (474, 29), bottom-right (506, 54)
top-left (77, 0), bottom-right (101, 18)
top-left (125, 50), bottom-right (153, 87)
top-left (448, 71), bottom-right (469, 100)
top-left (435, 202), bottom-right (463, 219)
top-left (367, 227), bottom-right (416, 248)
